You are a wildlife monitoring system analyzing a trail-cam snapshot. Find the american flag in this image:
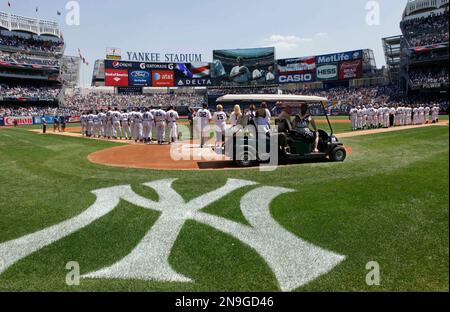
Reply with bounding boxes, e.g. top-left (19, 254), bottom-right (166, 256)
top-left (190, 63), bottom-right (210, 78)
